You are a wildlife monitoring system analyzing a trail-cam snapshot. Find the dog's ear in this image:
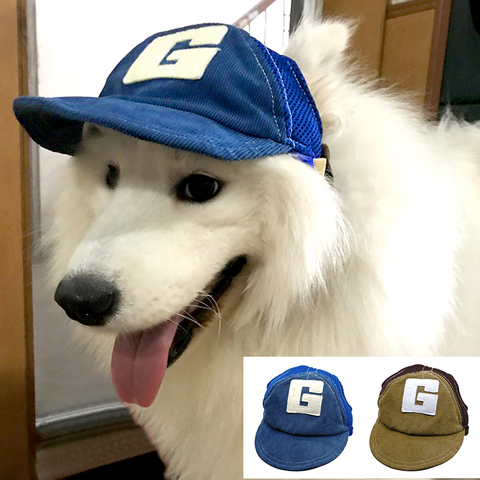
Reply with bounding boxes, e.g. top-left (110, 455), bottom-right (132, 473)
top-left (240, 156), bottom-right (350, 332)
top-left (285, 19), bottom-right (352, 74)
top-left (284, 20), bottom-right (354, 143)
